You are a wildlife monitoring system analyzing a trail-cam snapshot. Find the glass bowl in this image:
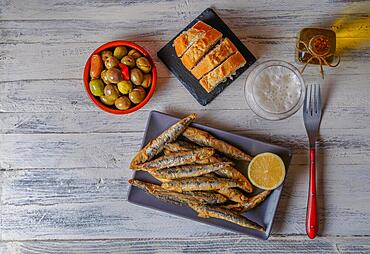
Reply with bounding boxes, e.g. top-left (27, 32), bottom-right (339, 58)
top-left (244, 60), bottom-right (305, 120)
